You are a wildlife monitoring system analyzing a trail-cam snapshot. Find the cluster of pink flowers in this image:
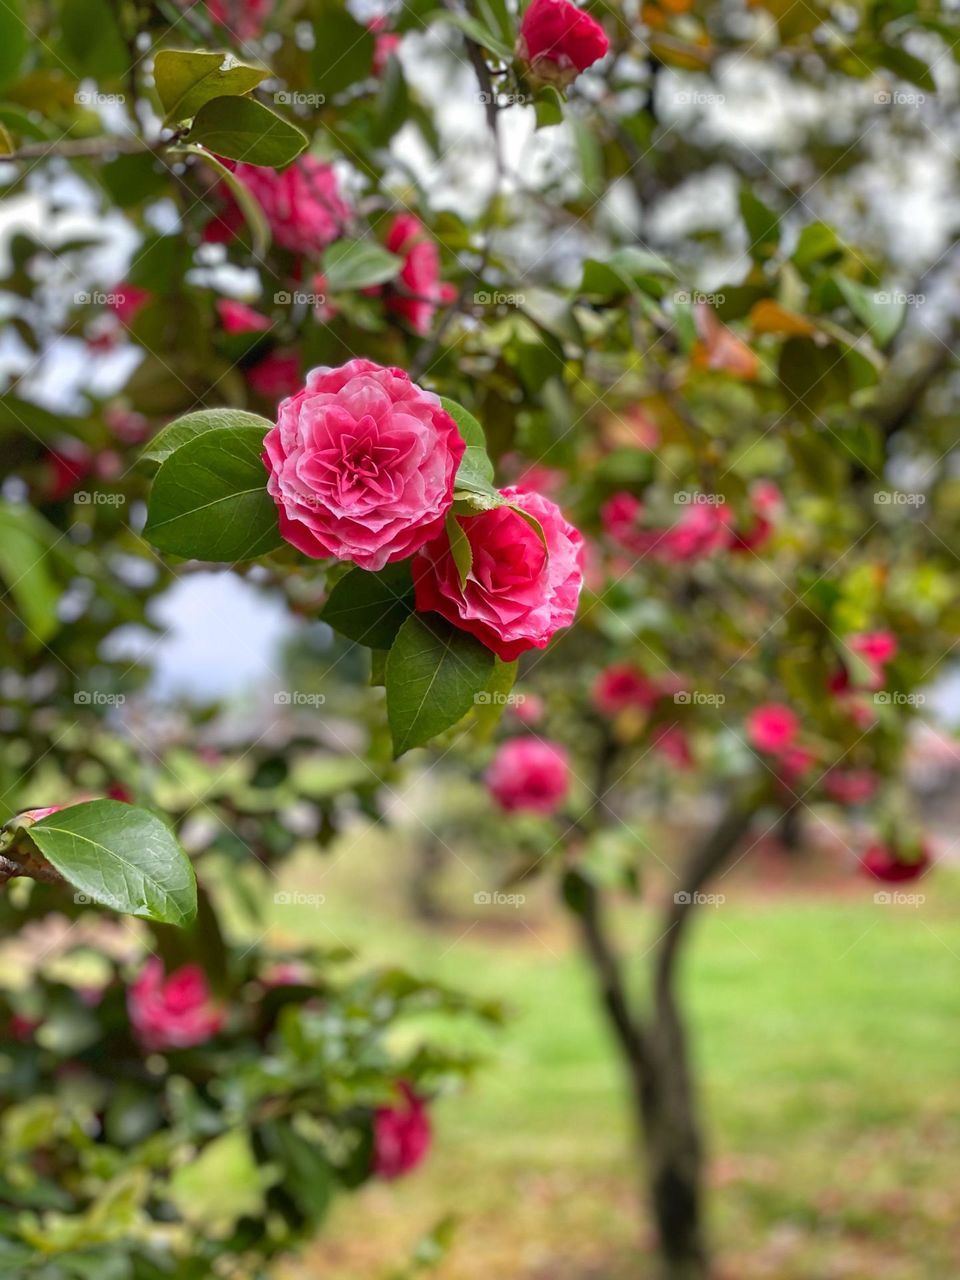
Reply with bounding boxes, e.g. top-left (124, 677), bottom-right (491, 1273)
top-left (263, 359), bottom-right (584, 660)
top-left (383, 214), bottom-right (457, 336)
top-left (206, 157), bottom-right (351, 256)
top-left (486, 738), bottom-right (570, 814)
top-left (602, 481), bottom-right (781, 565)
